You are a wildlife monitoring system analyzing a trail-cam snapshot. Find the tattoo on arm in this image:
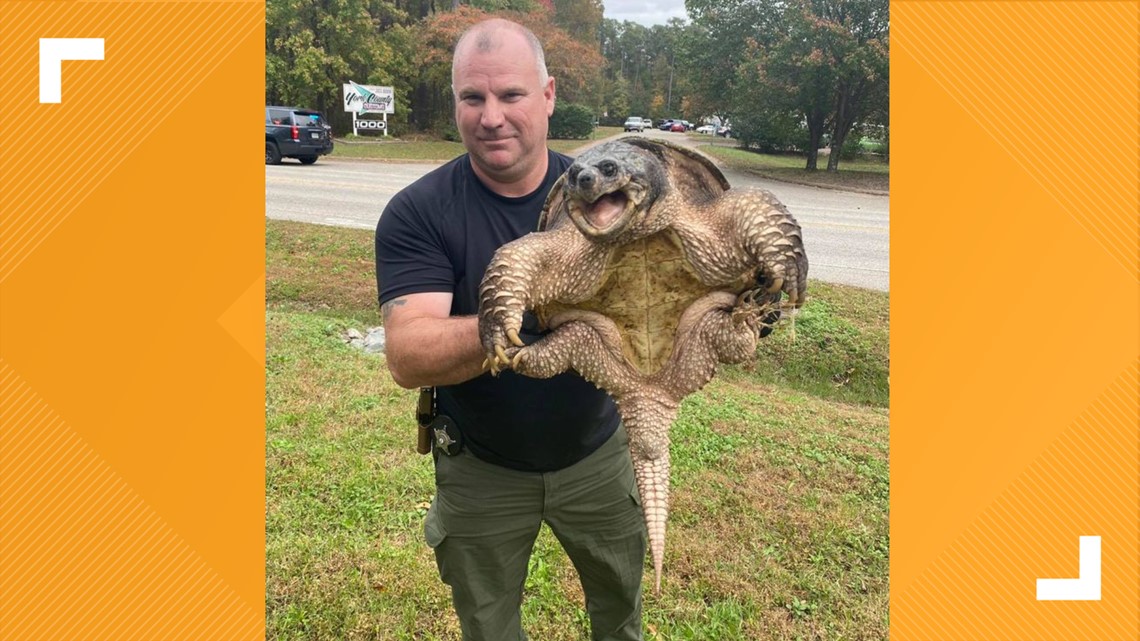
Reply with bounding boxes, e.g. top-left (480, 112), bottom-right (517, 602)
top-left (381, 297), bottom-right (407, 320)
